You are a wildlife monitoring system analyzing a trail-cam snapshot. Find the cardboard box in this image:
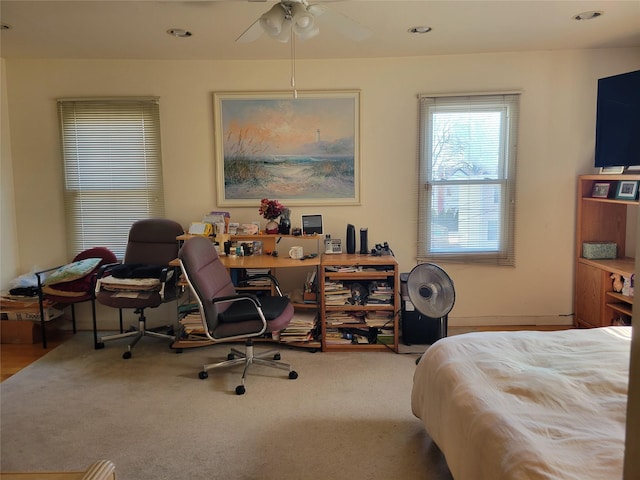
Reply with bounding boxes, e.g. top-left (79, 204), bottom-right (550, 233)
top-left (0, 307), bottom-right (63, 322)
top-left (1, 320), bottom-right (42, 344)
top-left (582, 242), bottom-right (617, 259)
